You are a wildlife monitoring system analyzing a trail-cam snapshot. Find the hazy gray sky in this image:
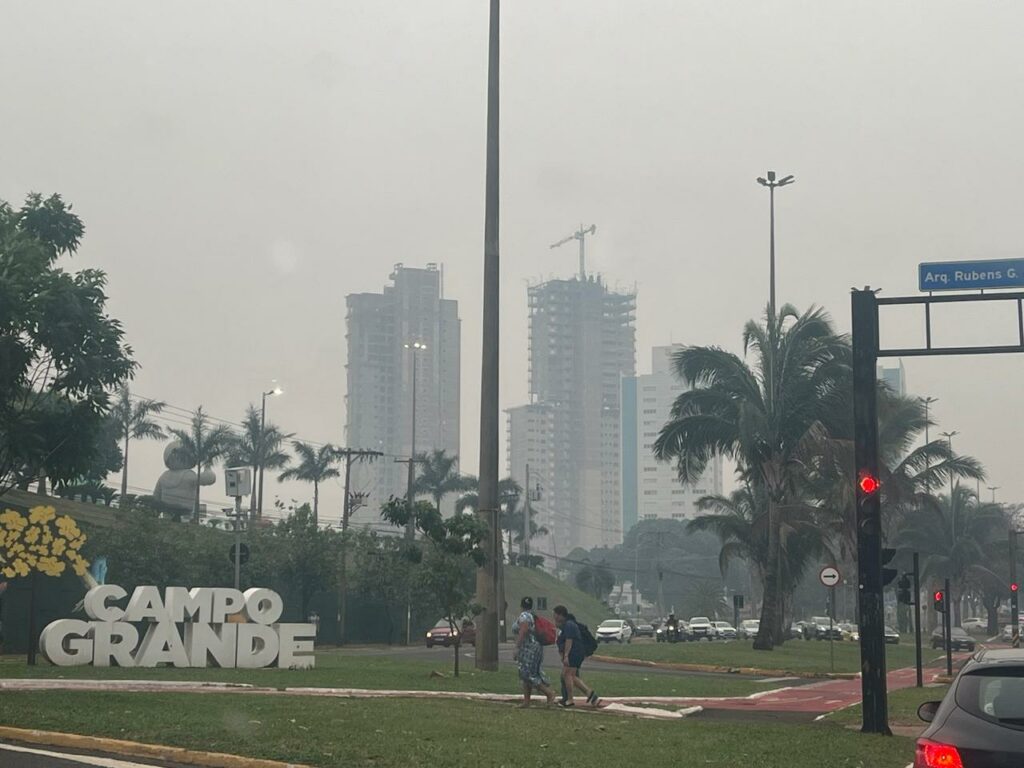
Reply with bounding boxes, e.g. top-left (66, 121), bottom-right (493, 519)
top-left (3, 1), bottom-right (1023, 520)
